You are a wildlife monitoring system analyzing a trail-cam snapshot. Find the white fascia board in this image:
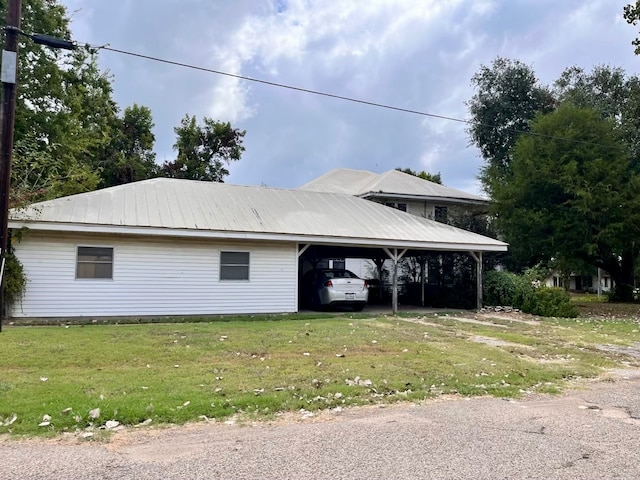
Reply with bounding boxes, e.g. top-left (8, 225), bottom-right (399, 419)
top-left (9, 221), bottom-right (508, 252)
